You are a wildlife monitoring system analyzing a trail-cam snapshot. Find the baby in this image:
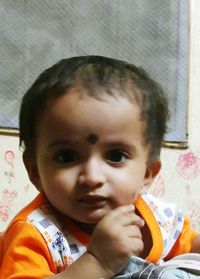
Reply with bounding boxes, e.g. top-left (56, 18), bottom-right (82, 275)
top-left (1, 56), bottom-right (200, 279)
